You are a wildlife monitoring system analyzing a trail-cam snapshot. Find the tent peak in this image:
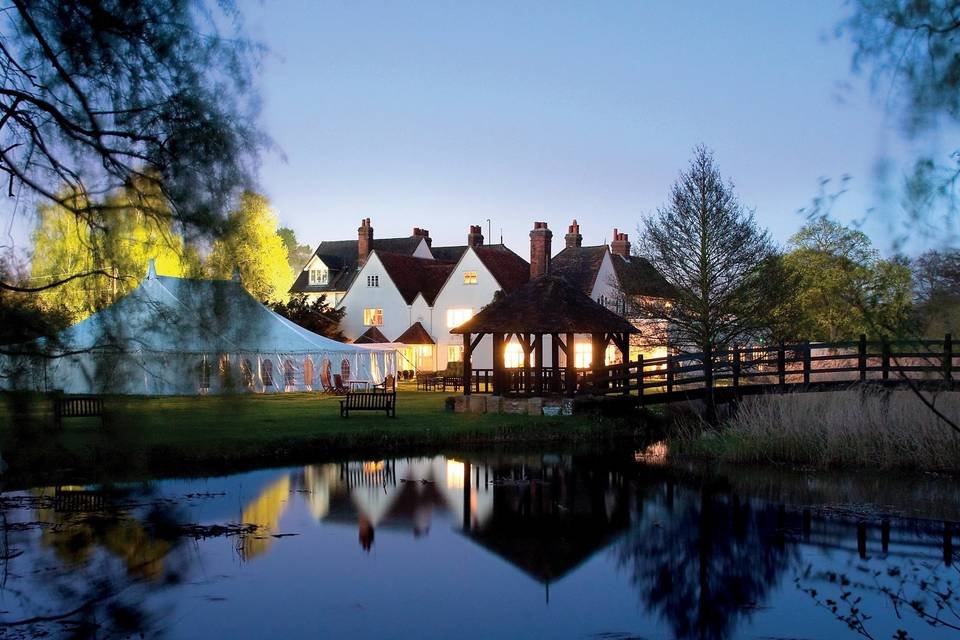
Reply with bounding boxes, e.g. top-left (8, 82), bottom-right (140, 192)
top-left (147, 258), bottom-right (157, 279)
top-left (232, 266), bottom-right (242, 283)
